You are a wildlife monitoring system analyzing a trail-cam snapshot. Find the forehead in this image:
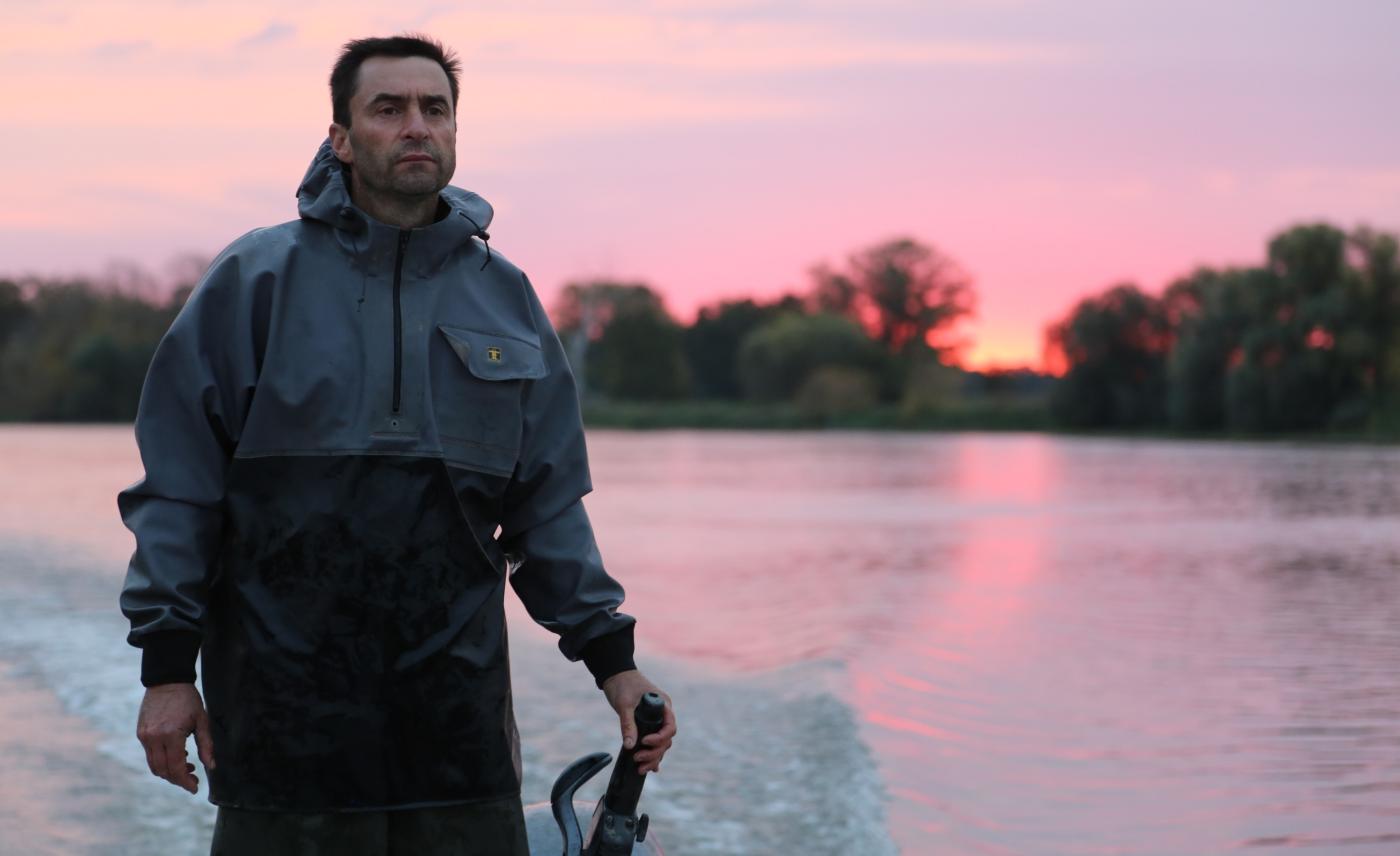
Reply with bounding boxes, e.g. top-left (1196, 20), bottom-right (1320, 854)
top-left (352, 56), bottom-right (452, 104)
